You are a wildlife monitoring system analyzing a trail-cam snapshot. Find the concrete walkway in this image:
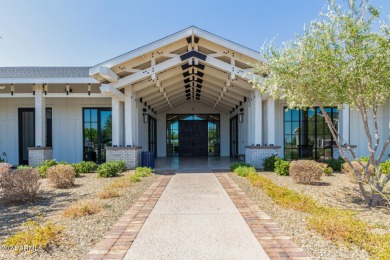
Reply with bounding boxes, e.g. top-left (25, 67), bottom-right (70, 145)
top-left (124, 171), bottom-right (269, 260)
